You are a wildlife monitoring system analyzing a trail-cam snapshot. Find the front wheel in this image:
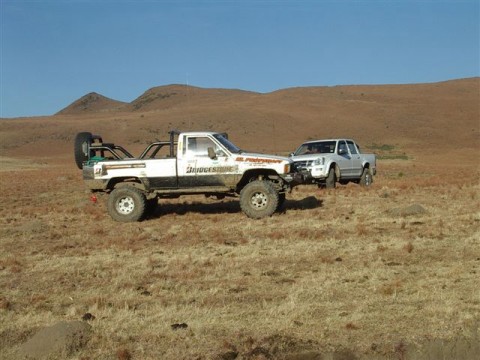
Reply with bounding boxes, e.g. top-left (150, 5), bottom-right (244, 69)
top-left (107, 187), bottom-right (147, 222)
top-left (325, 167), bottom-right (336, 189)
top-left (359, 168), bottom-right (373, 186)
top-left (240, 180), bottom-right (279, 219)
